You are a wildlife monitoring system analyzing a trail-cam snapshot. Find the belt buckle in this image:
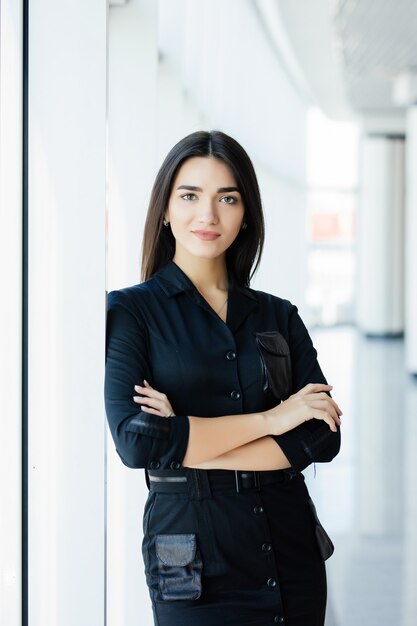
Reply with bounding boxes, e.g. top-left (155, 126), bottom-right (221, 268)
top-left (234, 470), bottom-right (261, 493)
